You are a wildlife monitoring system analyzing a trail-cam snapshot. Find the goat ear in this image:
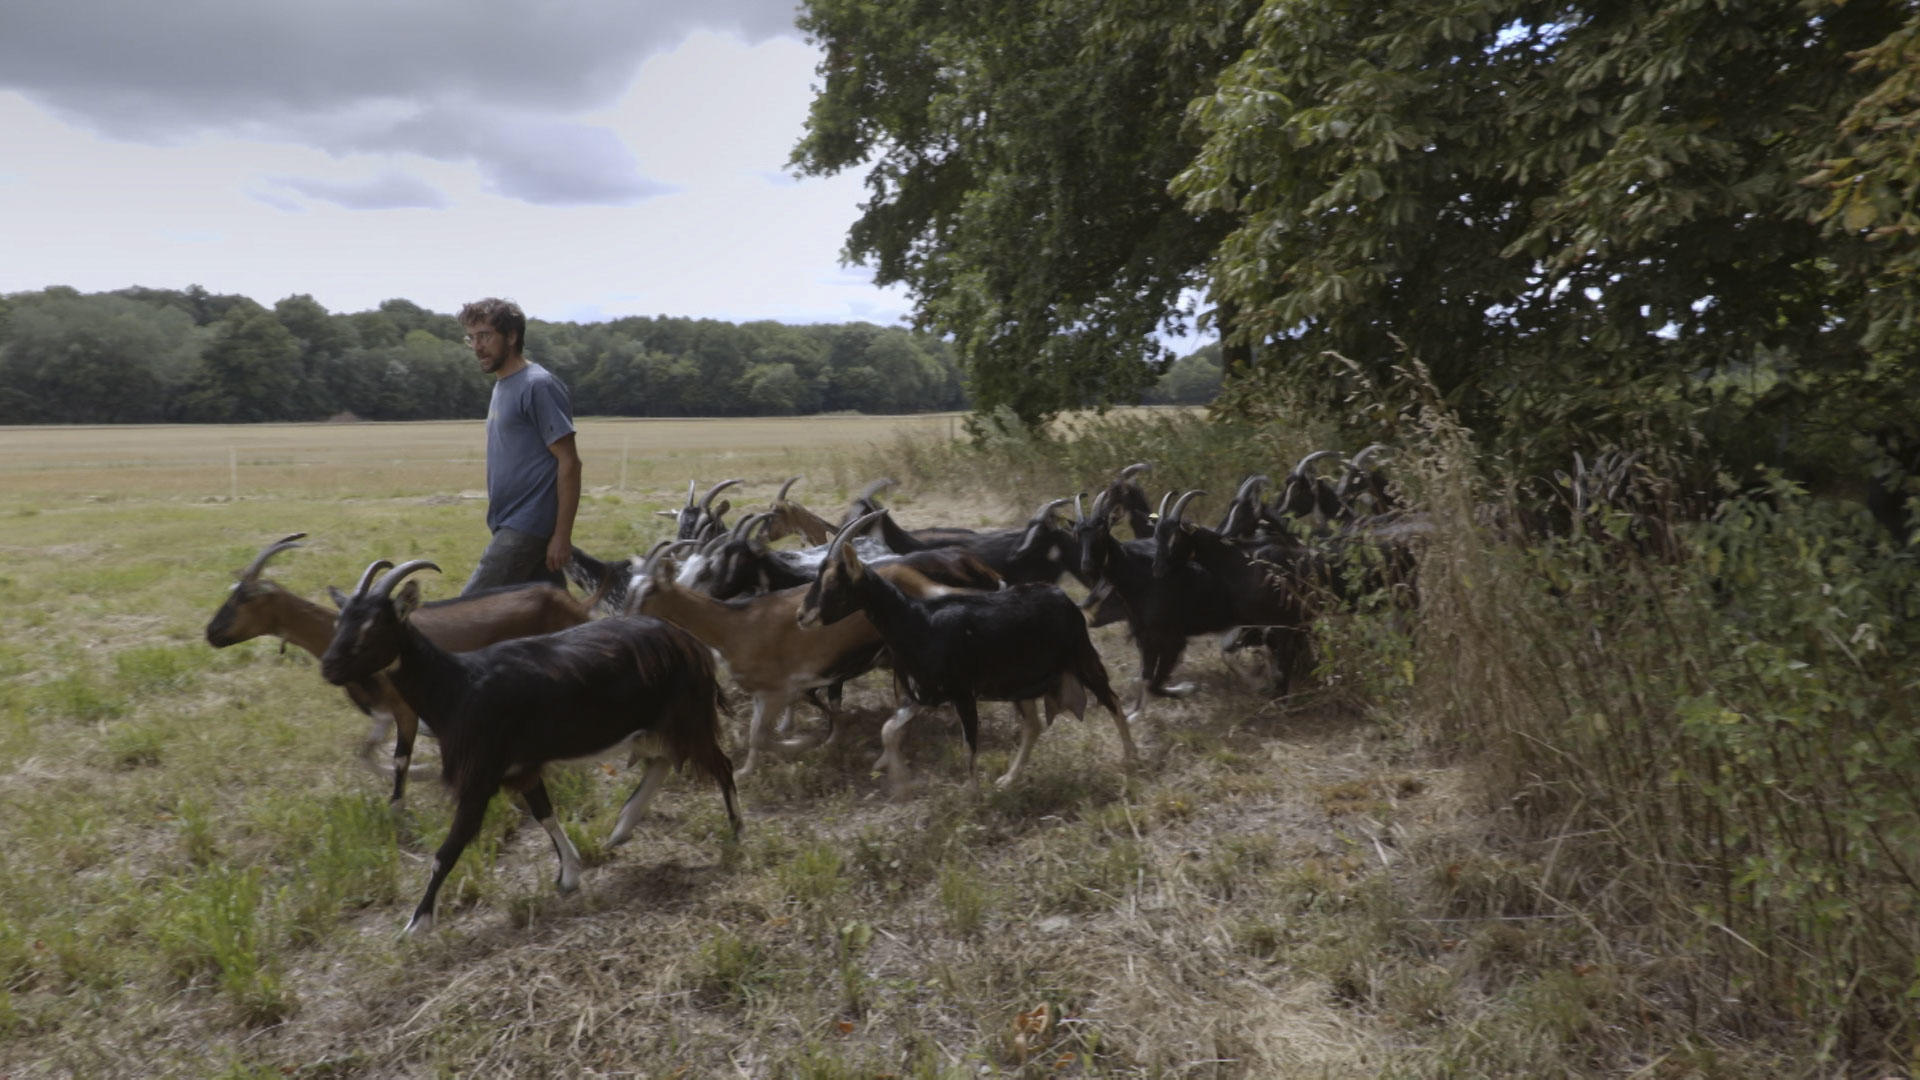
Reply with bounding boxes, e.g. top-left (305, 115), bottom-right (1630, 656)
top-left (325, 585), bottom-right (348, 609)
top-left (393, 580), bottom-right (422, 620)
top-left (836, 541), bottom-right (866, 581)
